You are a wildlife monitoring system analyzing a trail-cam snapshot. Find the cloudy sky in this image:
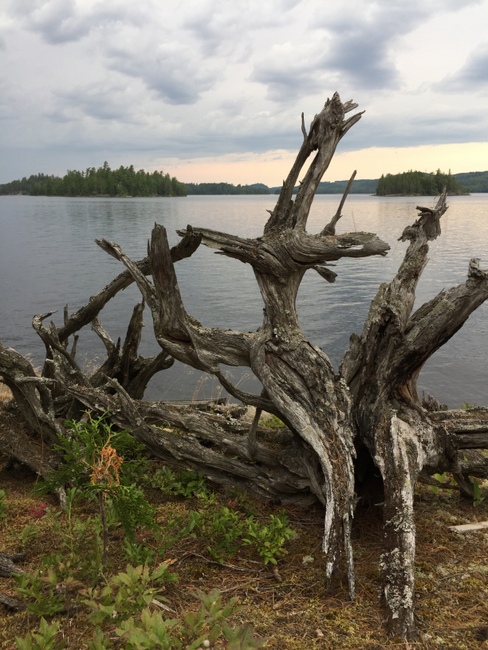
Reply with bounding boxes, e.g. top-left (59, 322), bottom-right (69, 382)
top-left (1, 0), bottom-right (488, 186)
